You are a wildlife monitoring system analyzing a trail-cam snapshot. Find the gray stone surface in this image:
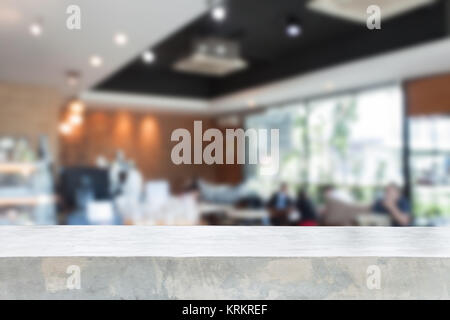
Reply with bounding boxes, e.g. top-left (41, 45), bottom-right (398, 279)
top-left (0, 226), bottom-right (449, 299)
